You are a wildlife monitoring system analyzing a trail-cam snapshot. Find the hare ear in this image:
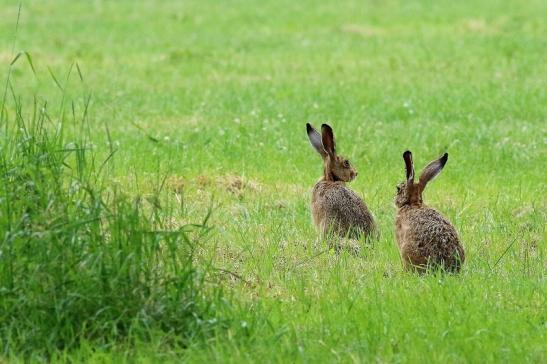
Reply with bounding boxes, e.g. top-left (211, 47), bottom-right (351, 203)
top-left (419, 153), bottom-right (448, 189)
top-left (403, 150), bottom-right (414, 183)
top-left (321, 123), bottom-right (336, 157)
top-left (306, 123), bottom-right (327, 158)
